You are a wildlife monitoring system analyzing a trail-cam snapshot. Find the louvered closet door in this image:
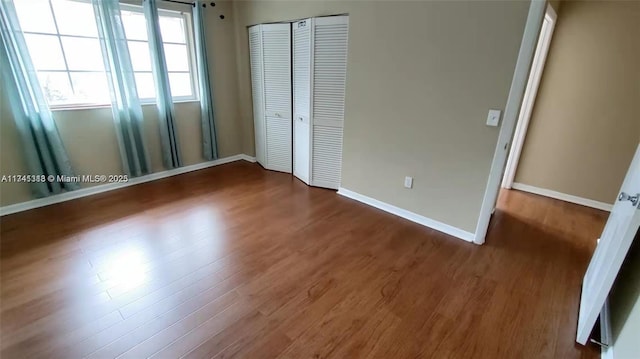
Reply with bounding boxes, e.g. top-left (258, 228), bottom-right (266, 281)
top-left (293, 19), bottom-right (312, 184)
top-left (311, 16), bottom-right (349, 189)
top-left (248, 25), bottom-right (266, 166)
top-left (262, 24), bottom-right (292, 173)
